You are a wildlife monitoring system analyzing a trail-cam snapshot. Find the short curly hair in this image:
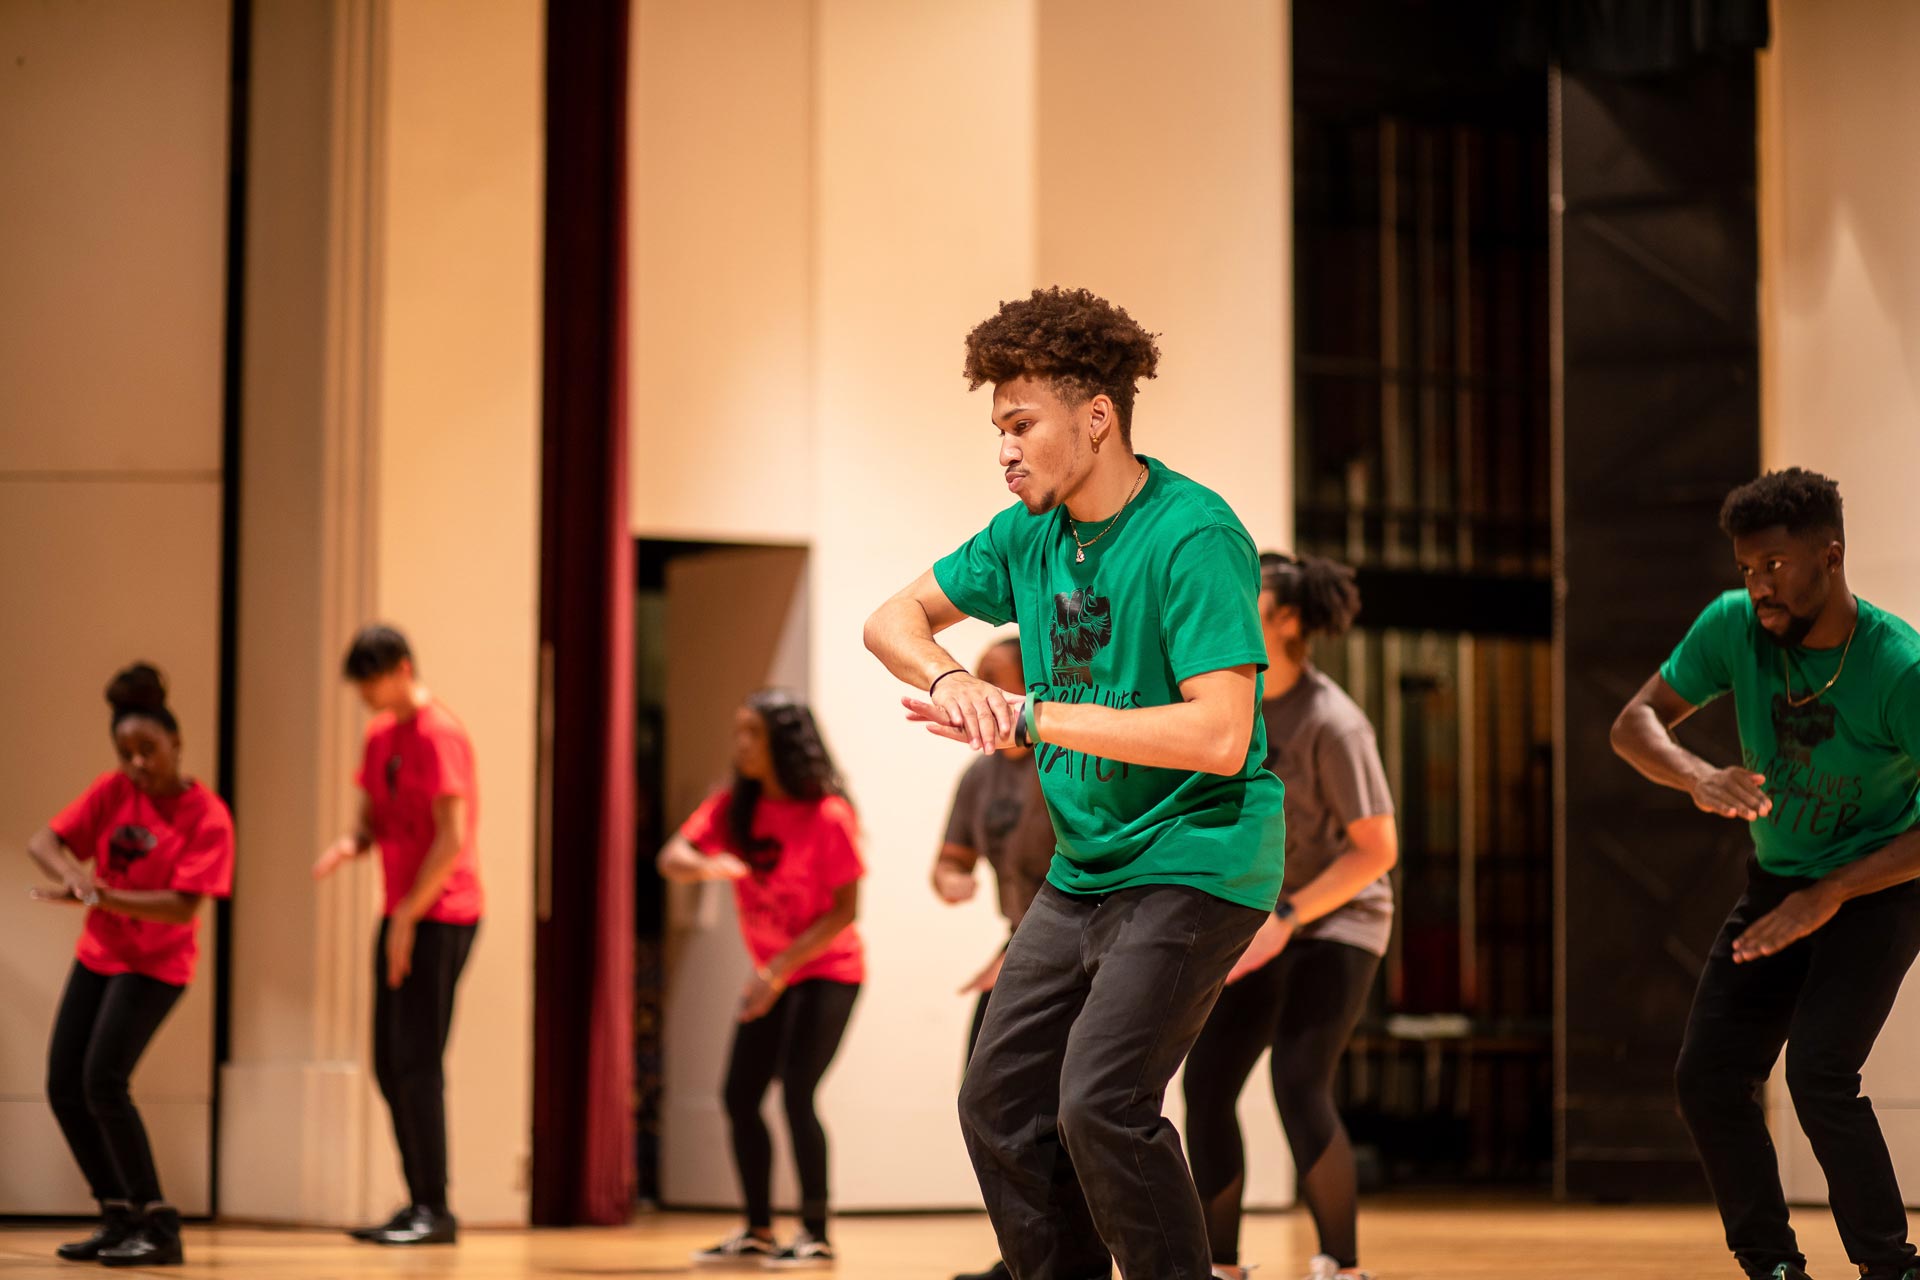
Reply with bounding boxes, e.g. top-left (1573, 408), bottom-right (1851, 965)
top-left (1719, 468), bottom-right (1845, 542)
top-left (963, 287), bottom-right (1161, 445)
